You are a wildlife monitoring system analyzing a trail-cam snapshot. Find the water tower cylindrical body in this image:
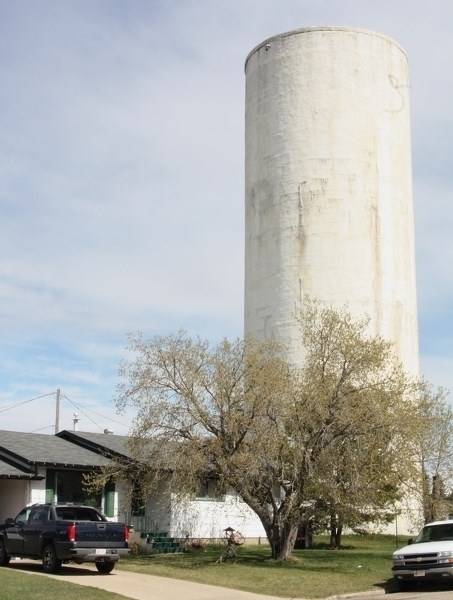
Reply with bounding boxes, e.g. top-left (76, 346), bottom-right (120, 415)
top-left (244, 27), bottom-right (418, 375)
